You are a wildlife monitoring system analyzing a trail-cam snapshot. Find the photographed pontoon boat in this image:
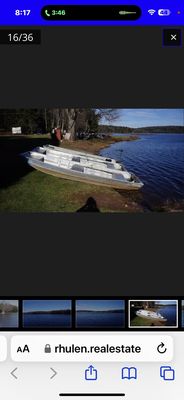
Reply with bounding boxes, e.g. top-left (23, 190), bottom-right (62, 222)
top-left (42, 145), bottom-right (123, 171)
top-left (136, 309), bottom-right (167, 321)
top-left (21, 145), bottom-right (144, 190)
top-left (43, 144), bottom-right (122, 166)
